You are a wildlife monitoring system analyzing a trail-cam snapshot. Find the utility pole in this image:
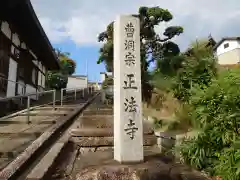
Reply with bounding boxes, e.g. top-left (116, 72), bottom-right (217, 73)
top-left (86, 60), bottom-right (89, 92)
